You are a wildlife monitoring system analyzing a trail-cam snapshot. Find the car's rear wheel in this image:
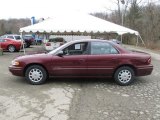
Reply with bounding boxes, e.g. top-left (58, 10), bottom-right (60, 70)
top-left (8, 45), bottom-right (16, 52)
top-left (25, 65), bottom-right (47, 85)
top-left (114, 66), bottom-right (135, 86)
